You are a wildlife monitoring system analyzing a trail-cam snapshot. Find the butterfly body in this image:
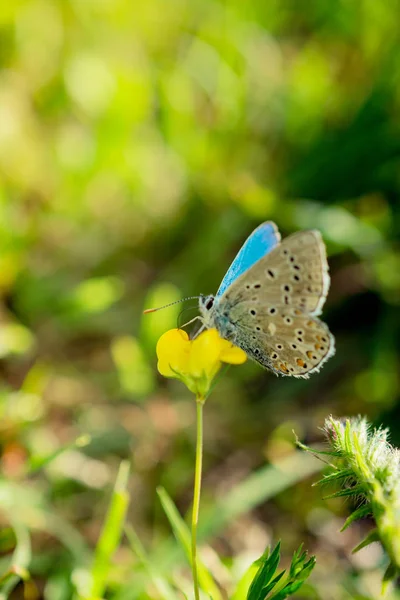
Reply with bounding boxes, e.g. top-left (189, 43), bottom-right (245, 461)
top-left (199, 222), bottom-right (335, 378)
